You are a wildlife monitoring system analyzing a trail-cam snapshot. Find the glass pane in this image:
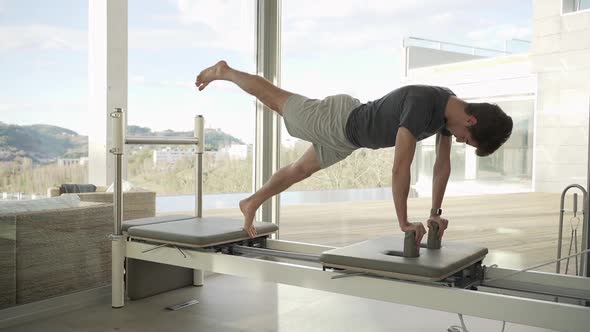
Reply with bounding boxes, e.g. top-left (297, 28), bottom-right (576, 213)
top-left (127, 0), bottom-right (256, 217)
top-left (279, 1), bottom-right (588, 274)
top-left (0, 1), bottom-right (89, 199)
top-left (0, 0), bottom-right (91, 309)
